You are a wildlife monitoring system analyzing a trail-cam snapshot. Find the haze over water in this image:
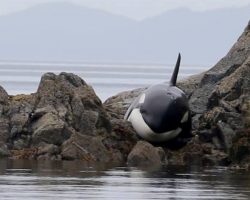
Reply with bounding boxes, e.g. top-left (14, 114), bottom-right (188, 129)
top-left (0, 61), bottom-right (207, 100)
